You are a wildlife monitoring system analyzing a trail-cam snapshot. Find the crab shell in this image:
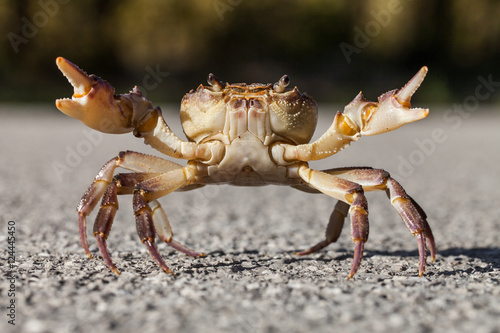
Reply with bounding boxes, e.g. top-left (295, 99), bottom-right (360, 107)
top-left (180, 81), bottom-right (318, 145)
